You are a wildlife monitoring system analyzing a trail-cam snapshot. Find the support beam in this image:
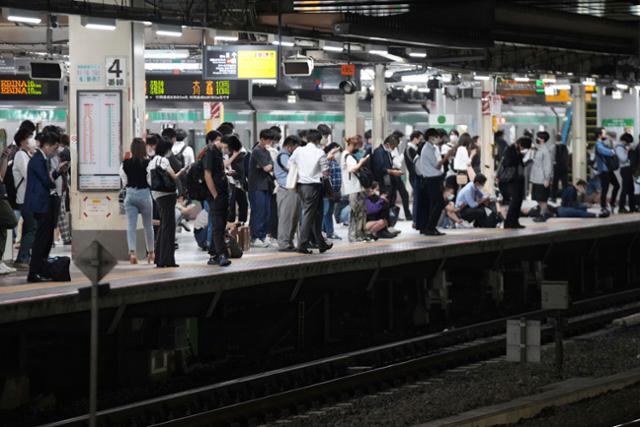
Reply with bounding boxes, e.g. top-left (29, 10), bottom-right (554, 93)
top-left (481, 79), bottom-right (496, 193)
top-left (205, 292), bottom-right (222, 318)
top-left (571, 83), bottom-right (587, 183)
top-left (289, 278), bottom-right (304, 302)
top-left (372, 64), bottom-right (387, 148)
top-left (344, 92), bottom-right (359, 138)
top-left (107, 305), bottom-right (126, 335)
